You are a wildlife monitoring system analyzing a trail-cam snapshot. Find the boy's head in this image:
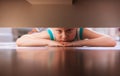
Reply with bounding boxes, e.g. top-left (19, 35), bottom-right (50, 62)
top-left (51, 28), bottom-right (77, 42)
